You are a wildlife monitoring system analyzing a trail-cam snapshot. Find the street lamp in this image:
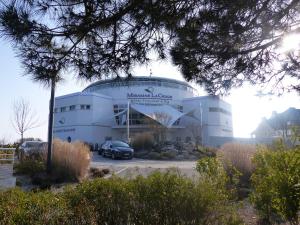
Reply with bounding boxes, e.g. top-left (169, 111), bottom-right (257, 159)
top-left (127, 100), bottom-right (130, 143)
